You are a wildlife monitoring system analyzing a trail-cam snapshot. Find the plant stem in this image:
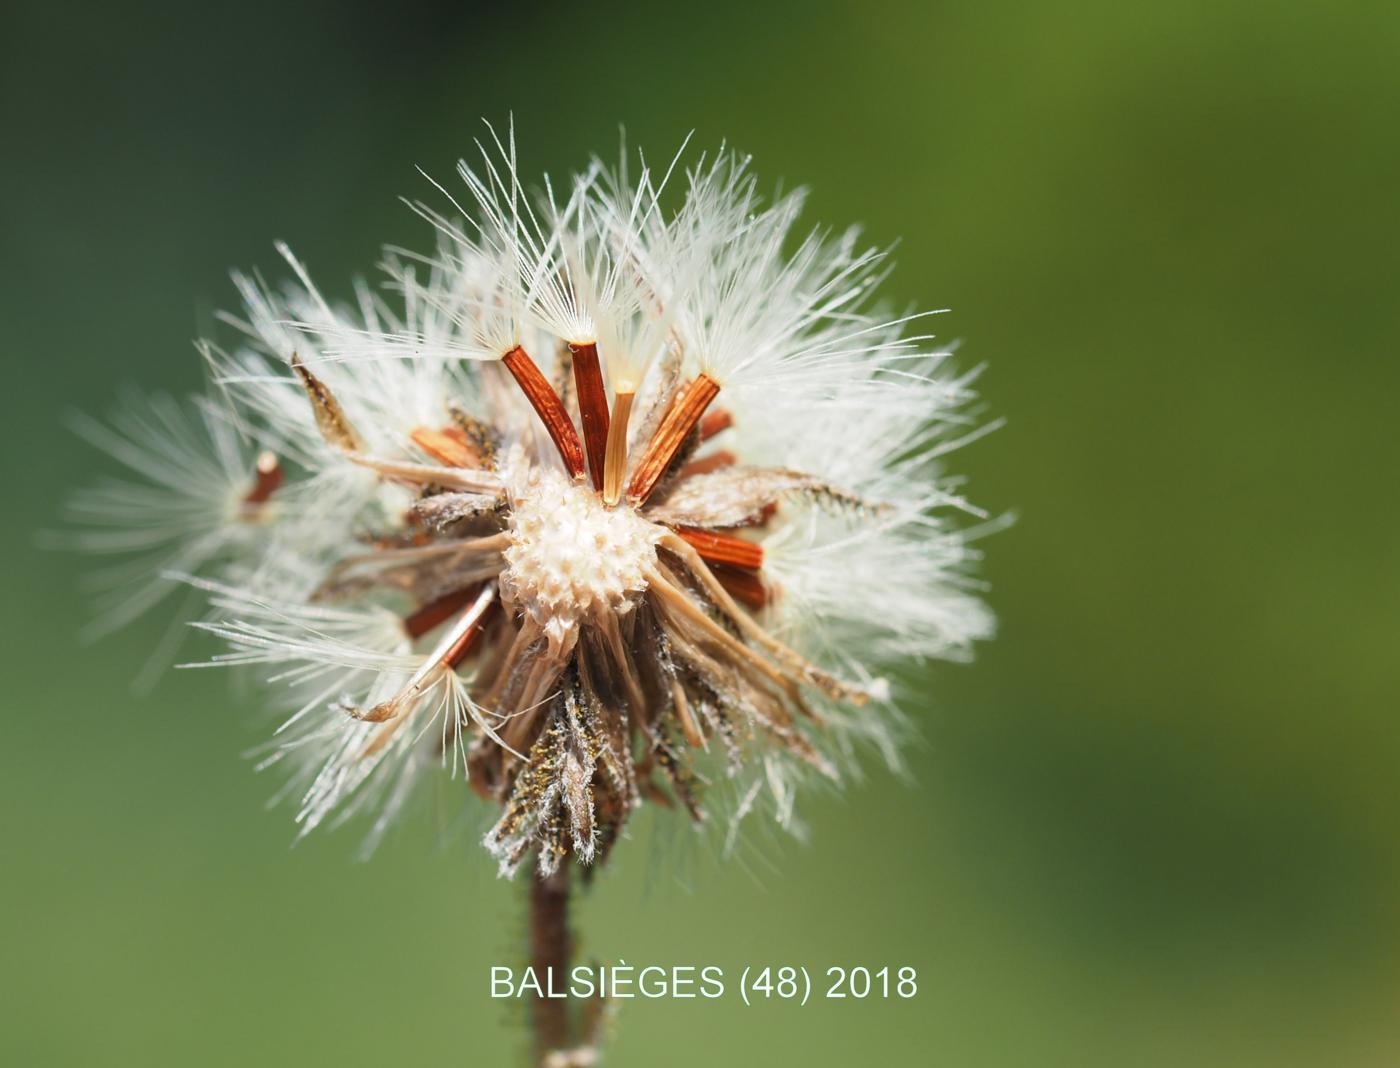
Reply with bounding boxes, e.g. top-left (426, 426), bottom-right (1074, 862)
top-left (529, 866), bottom-right (574, 1064)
